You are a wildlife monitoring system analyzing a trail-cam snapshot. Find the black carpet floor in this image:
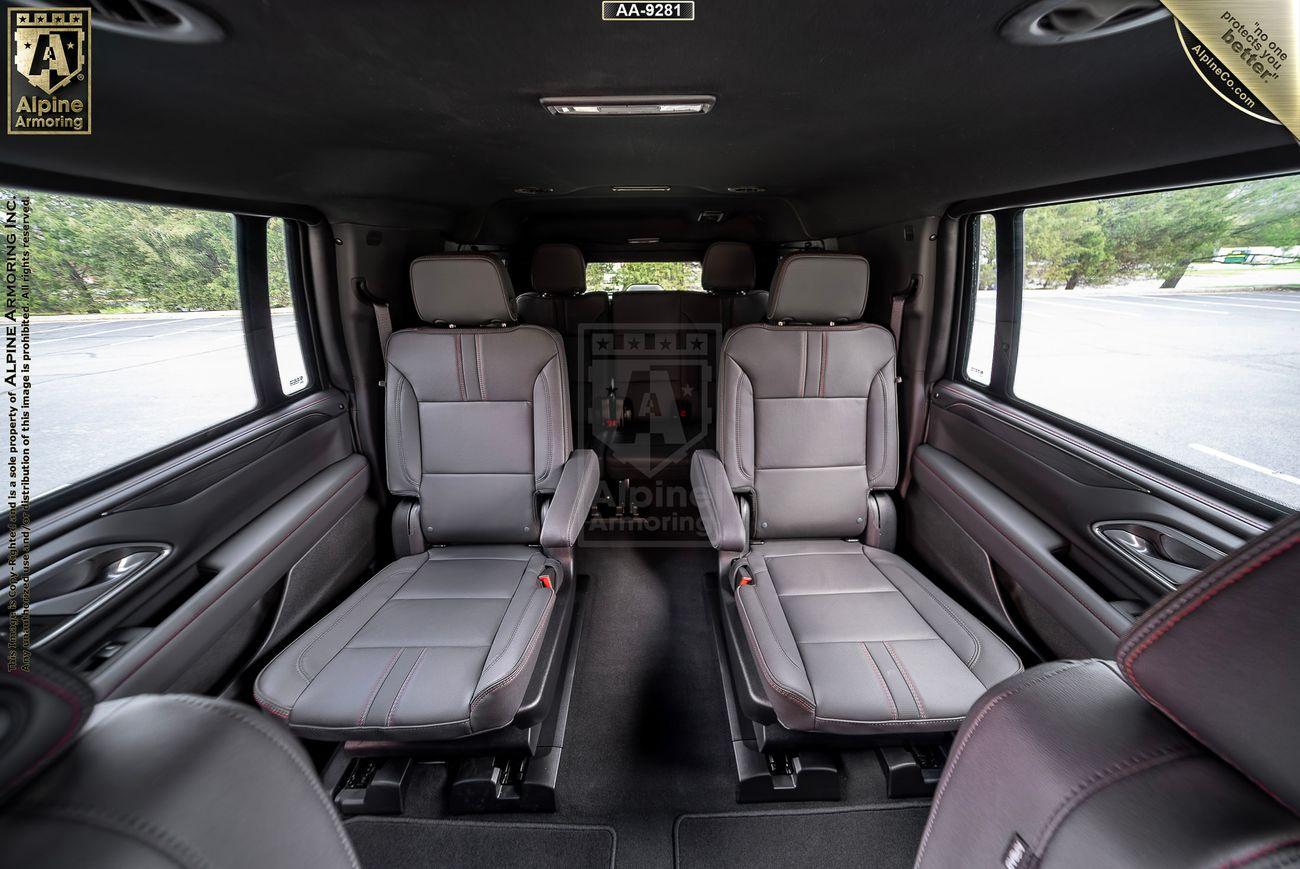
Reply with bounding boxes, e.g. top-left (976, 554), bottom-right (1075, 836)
top-left (675, 804), bottom-right (931, 869)
top-left (365, 544), bottom-right (931, 869)
top-left (346, 817), bottom-right (616, 869)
